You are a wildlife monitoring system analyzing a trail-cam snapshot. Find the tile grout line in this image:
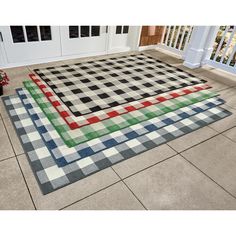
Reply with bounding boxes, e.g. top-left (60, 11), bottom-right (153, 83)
top-left (1, 116), bottom-right (37, 210)
top-left (118, 154), bottom-right (177, 182)
top-left (223, 103), bottom-right (236, 111)
top-left (166, 143), bottom-right (236, 201)
top-left (15, 156), bottom-right (37, 210)
top-left (59, 179), bottom-right (122, 210)
top-left (111, 166), bottom-right (148, 210)
top-left (208, 124), bottom-right (236, 138)
top-left (0, 155), bottom-right (16, 163)
top-left (0, 113), bottom-right (16, 163)
top-left (167, 120), bottom-right (236, 155)
top-left (180, 153), bottom-right (236, 201)
top-left (220, 132), bottom-right (236, 146)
